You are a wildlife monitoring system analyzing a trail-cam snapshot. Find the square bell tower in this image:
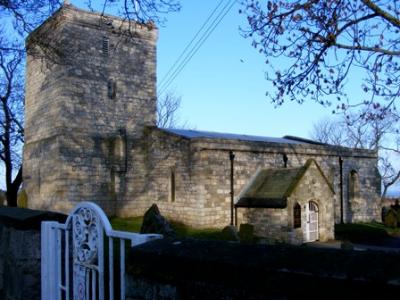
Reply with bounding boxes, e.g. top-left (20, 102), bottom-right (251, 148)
top-left (23, 3), bottom-right (158, 213)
